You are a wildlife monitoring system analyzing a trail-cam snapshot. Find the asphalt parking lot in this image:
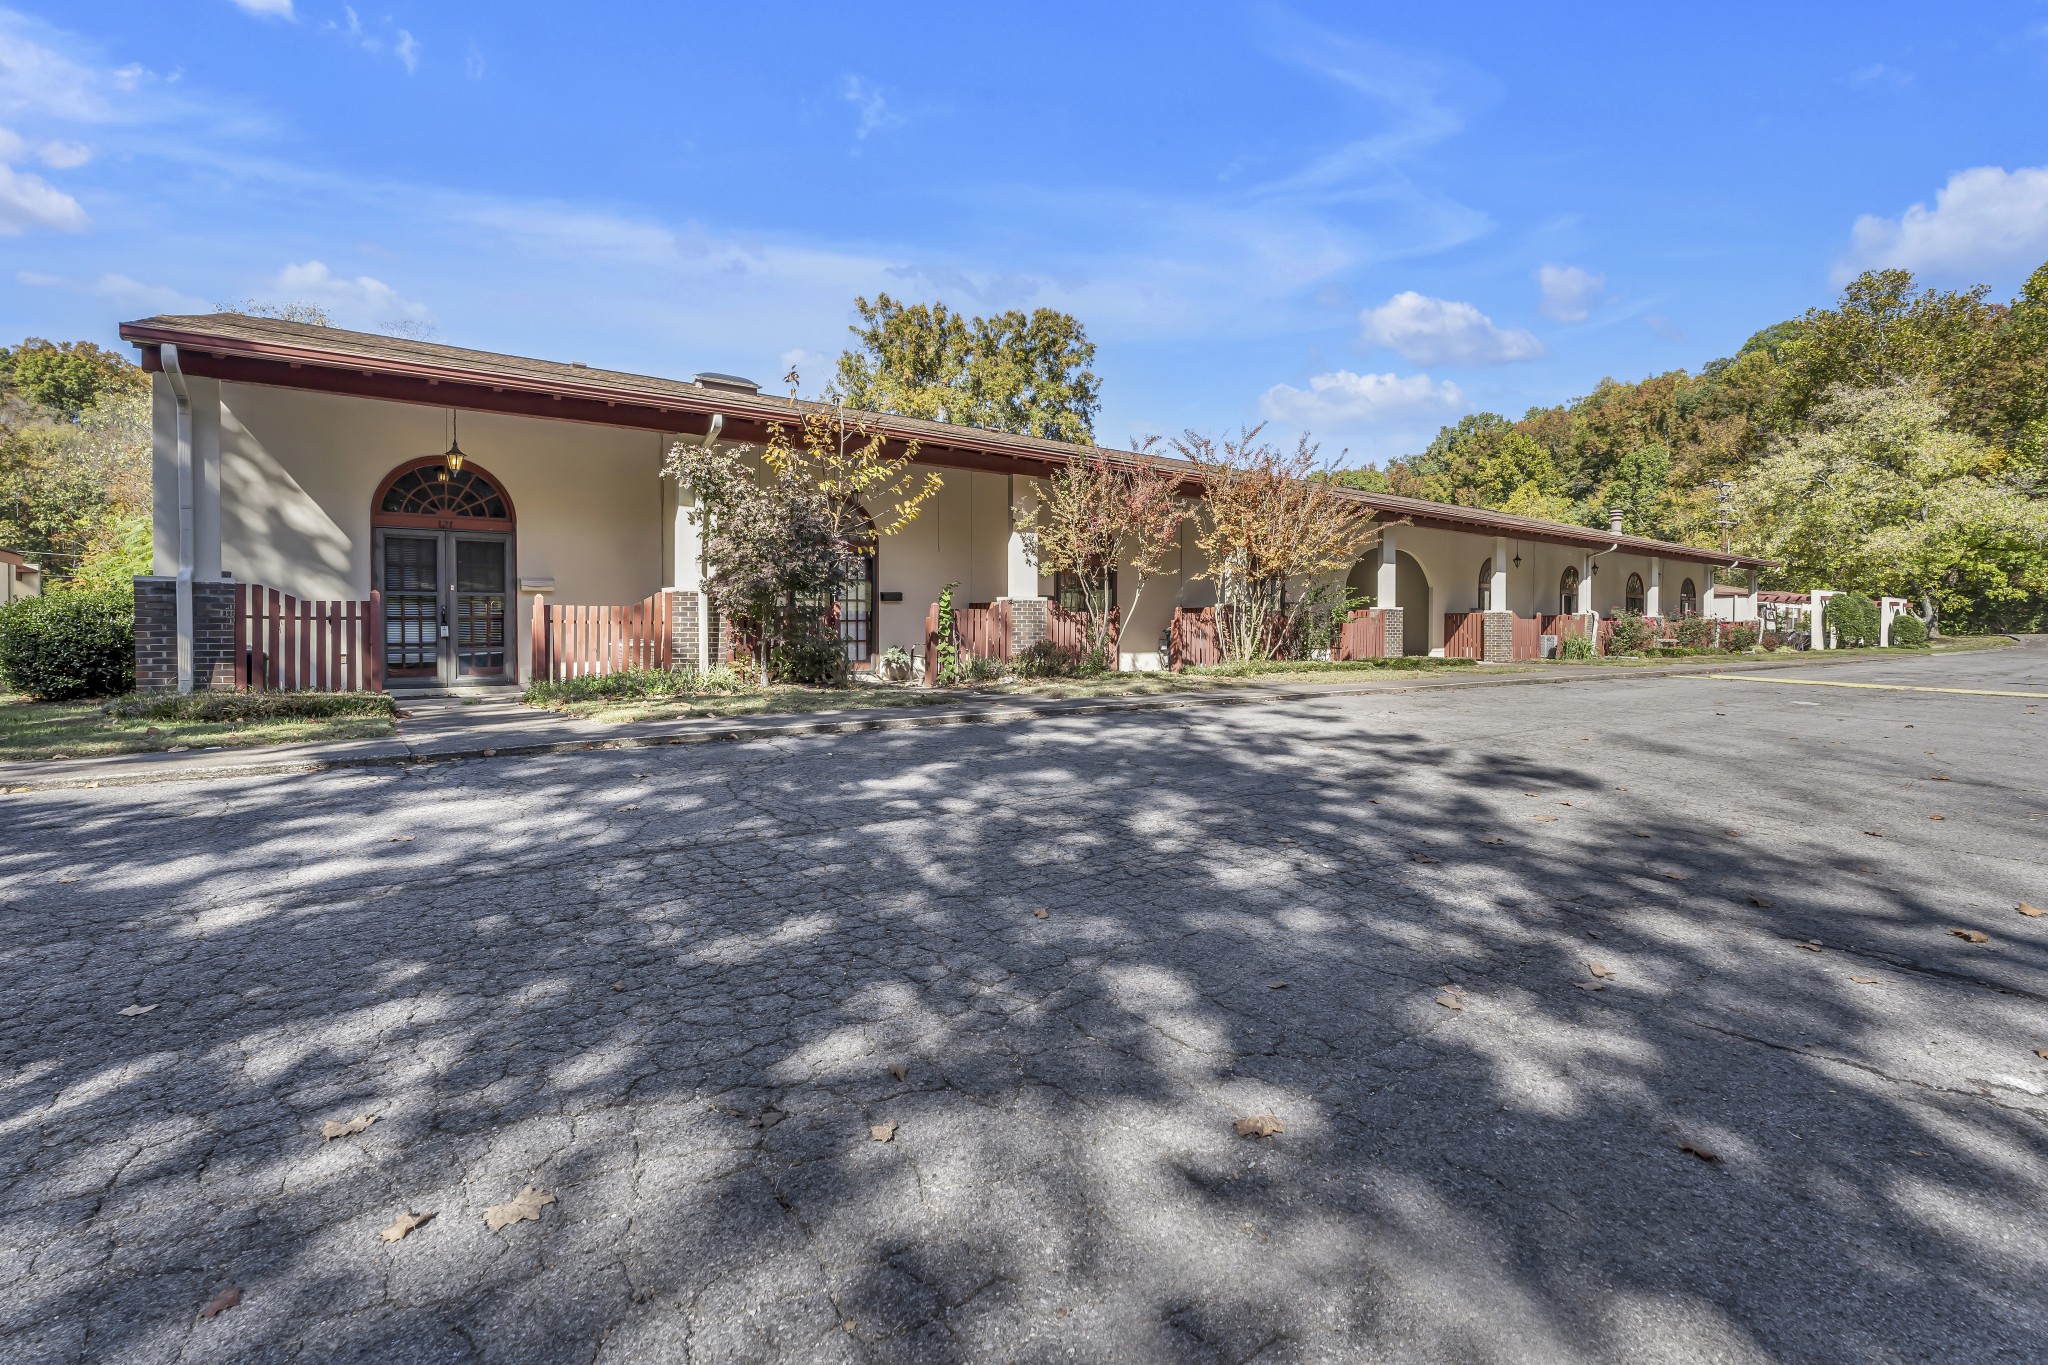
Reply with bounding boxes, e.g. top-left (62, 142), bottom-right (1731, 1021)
top-left (2, 642), bottom-right (2044, 1364)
